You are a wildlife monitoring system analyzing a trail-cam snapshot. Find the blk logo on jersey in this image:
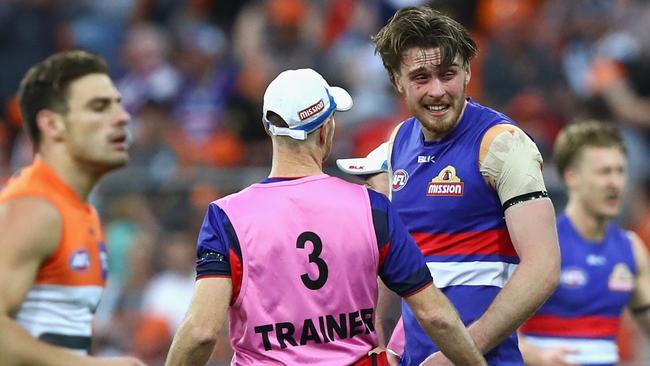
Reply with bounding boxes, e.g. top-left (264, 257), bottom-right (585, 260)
top-left (608, 263), bottom-right (634, 292)
top-left (560, 267), bottom-right (588, 289)
top-left (586, 254), bottom-right (606, 266)
top-left (69, 249), bottom-right (91, 272)
top-left (427, 165), bottom-right (464, 196)
top-left (417, 155), bottom-right (435, 164)
top-left (392, 170), bottom-right (409, 191)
